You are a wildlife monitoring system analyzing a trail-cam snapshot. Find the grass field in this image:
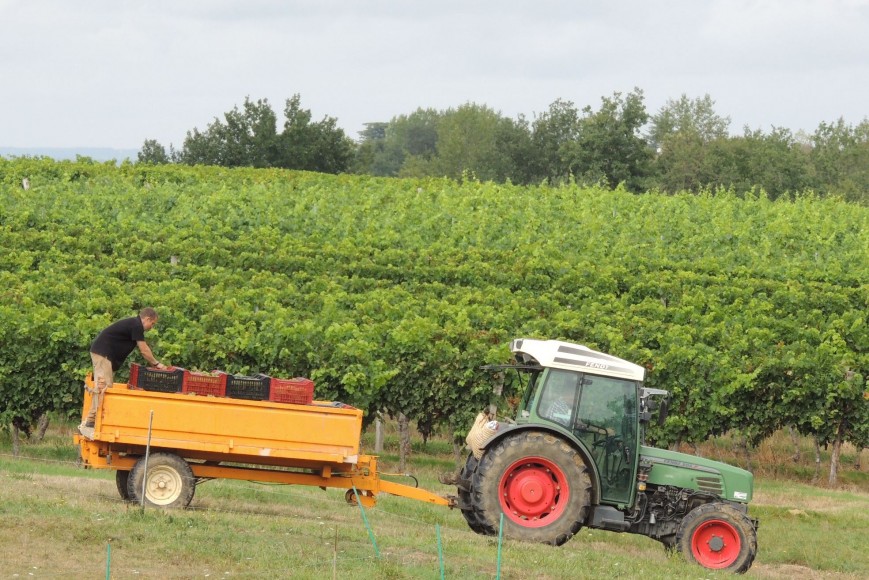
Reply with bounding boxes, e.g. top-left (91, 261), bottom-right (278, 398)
top-left (0, 421), bottom-right (866, 579)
